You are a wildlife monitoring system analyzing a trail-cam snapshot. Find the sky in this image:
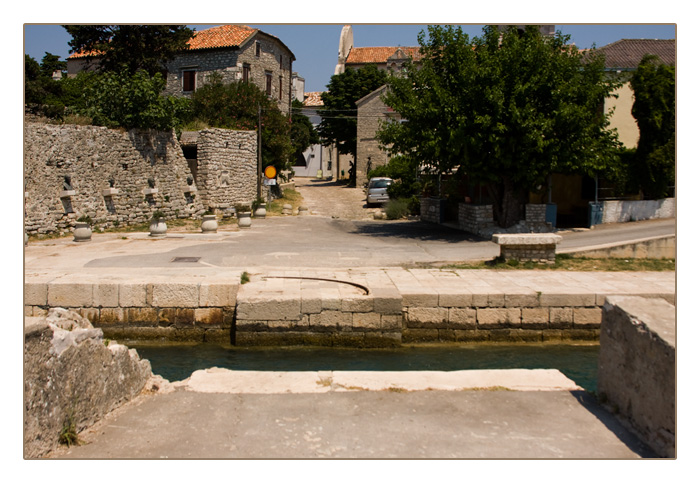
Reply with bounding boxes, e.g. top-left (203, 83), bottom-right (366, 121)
top-left (23, 23), bottom-right (676, 93)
